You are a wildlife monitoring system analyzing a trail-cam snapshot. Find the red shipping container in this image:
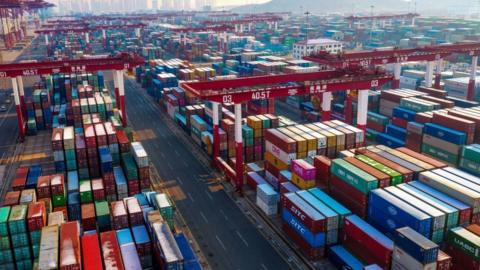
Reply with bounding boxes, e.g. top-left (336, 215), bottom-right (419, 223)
top-left (81, 203), bottom-right (96, 231)
top-left (282, 222), bottom-right (325, 260)
top-left (50, 174), bottom-right (65, 196)
top-left (126, 198), bottom-right (143, 226)
top-left (343, 232), bottom-right (390, 269)
top-left (264, 160), bottom-right (280, 178)
top-left (415, 112), bottom-right (433, 124)
top-left (391, 117), bottom-right (408, 129)
top-left (3, 191), bottom-right (20, 206)
top-left (330, 186), bottom-right (367, 218)
top-left (85, 125), bottom-right (97, 148)
top-left (103, 172), bottom-right (115, 185)
top-left (472, 212), bottom-right (480, 224)
top-left (52, 128), bottom-right (64, 151)
top-left (105, 185), bottom-right (117, 196)
top-left (128, 180), bottom-right (140, 196)
top-left (344, 157), bottom-right (389, 188)
top-left (104, 122), bottom-right (118, 144)
top-left (417, 86), bottom-right (448, 98)
top-left (343, 216), bottom-right (393, 268)
top-left (447, 110), bottom-right (480, 142)
top-left (116, 131), bottom-right (130, 153)
top-left (437, 250), bottom-right (452, 270)
top-left (11, 166), bottom-right (28, 191)
top-left (140, 179), bottom-right (150, 190)
top-left (138, 167), bottom-right (150, 181)
top-left (36, 175), bottom-right (51, 199)
top-left (281, 195), bottom-right (326, 233)
top-left (53, 206), bottom-right (68, 218)
top-left (100, 231), bottom-right (125, 270)
top-left (92, 179), bottom-right (105, 201)
top-left (95, 123), bottom-right (107, 146)
top-left (446, 244), bottom-right (480, 270)
top-left (367, 122), bottom-right (385, 133)
top-left (356, 149), bottom-right (413, 182)
top-left (264, 129), bottom-right (297, 153)
top-left (75, 135), bottom-right (87, 160)
top-left (330, 176), bottom-right (368, 206)
top-left (432, 112), bottom-right (476, 144)
top-left (111, 201), bottom-right (128, 230)
top-left (60, 221), bottom-right (82, 270)
top-left (314, 156), bottom-right (331, 188)
top-left (27, 201), bottom-right (46, 232)
top-left (81, 234), bottom-right (104, 270)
